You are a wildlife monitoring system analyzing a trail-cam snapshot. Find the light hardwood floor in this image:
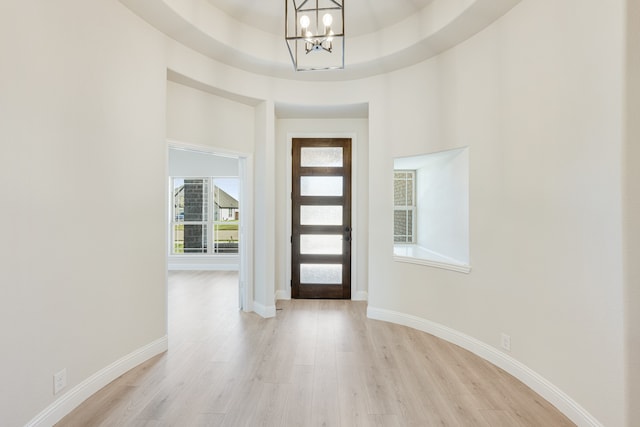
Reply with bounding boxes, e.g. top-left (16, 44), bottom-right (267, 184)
top-left (57, 271), bottom-right (574, 426)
